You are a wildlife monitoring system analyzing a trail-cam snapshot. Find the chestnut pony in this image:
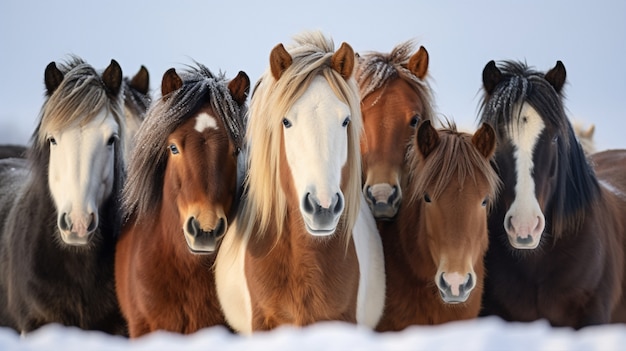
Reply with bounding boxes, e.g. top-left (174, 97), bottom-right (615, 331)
top-left (356, 41), bottom-right (437, 220)
top-left (215, 31), bottom-right (385, 334)
top-left (115, 64), bottom-right (249, 337)
top-left (0, 57), bottom-right (127, 334)
top-left (479, 60), bottom-right (626, 328)
top-left (375, 120), bottom-right (499, 331)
